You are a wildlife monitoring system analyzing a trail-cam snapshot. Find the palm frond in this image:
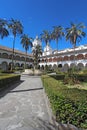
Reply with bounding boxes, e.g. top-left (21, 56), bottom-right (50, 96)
top-left (40, 30), bottom-right (51, 45)
top-left (8, 18), bottom-right (23, 37)
top-left (65, 22), bottom-right (86, 46)
top-left (21, 34), bottom-right (32, 52)
top-left (0, 18), bottom-right (9, 39)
